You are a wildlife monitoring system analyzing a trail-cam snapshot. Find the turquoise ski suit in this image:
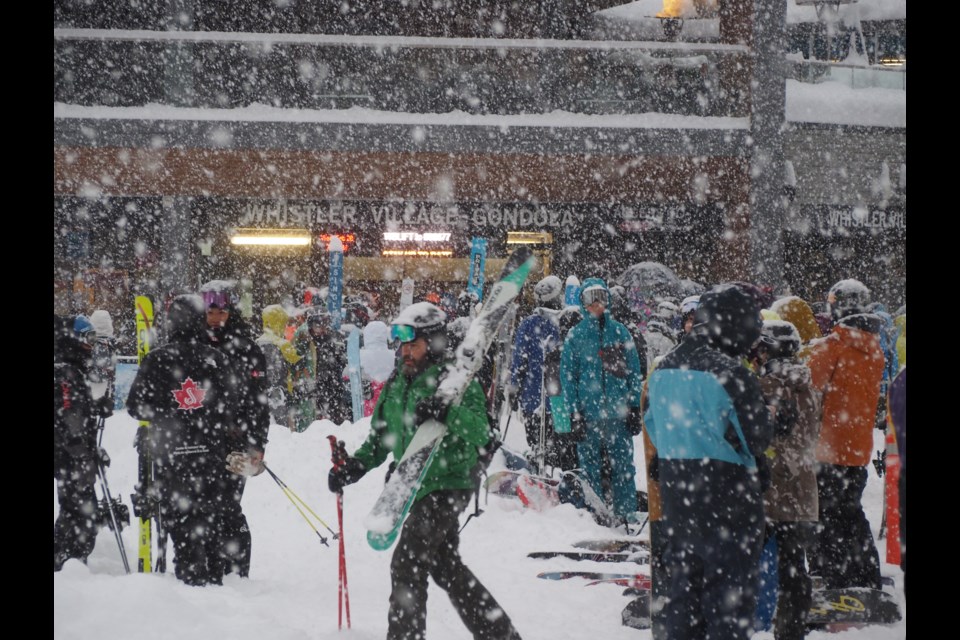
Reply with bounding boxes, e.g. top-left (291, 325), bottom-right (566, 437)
top-left (560, 277), bottom-right (644, 519)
